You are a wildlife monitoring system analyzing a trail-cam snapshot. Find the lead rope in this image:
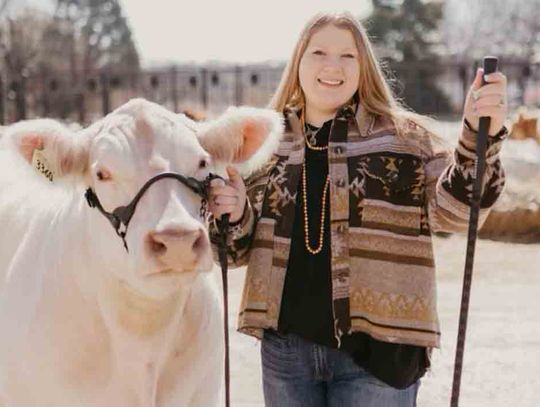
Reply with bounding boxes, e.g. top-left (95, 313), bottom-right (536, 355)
top-left (217, 213), bottom-right (231, 407)
top-left (450, 56), bottom-right (498, 407)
